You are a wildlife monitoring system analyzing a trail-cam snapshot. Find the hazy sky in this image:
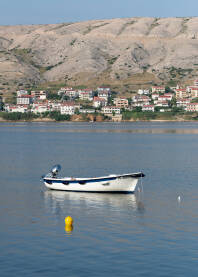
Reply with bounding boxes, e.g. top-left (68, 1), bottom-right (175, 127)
top-left (1, 0), bottom-right (198, 25)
